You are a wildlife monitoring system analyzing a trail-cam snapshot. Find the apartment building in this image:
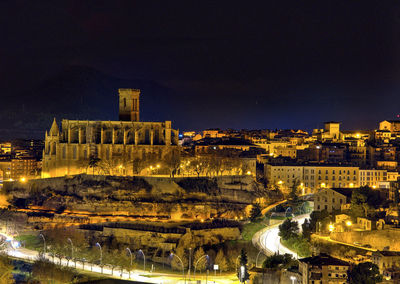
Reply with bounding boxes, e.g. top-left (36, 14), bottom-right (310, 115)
top-left (359, 169), bottom-right (388, 188)
top-left (299, 253), bottom-right (349, 284)
top-left (265, 163), bottom-right (359, 193)
top-left (303, 165), bottom-right (358, 190)
top-left (314, 188), bottom-right (352, 212)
